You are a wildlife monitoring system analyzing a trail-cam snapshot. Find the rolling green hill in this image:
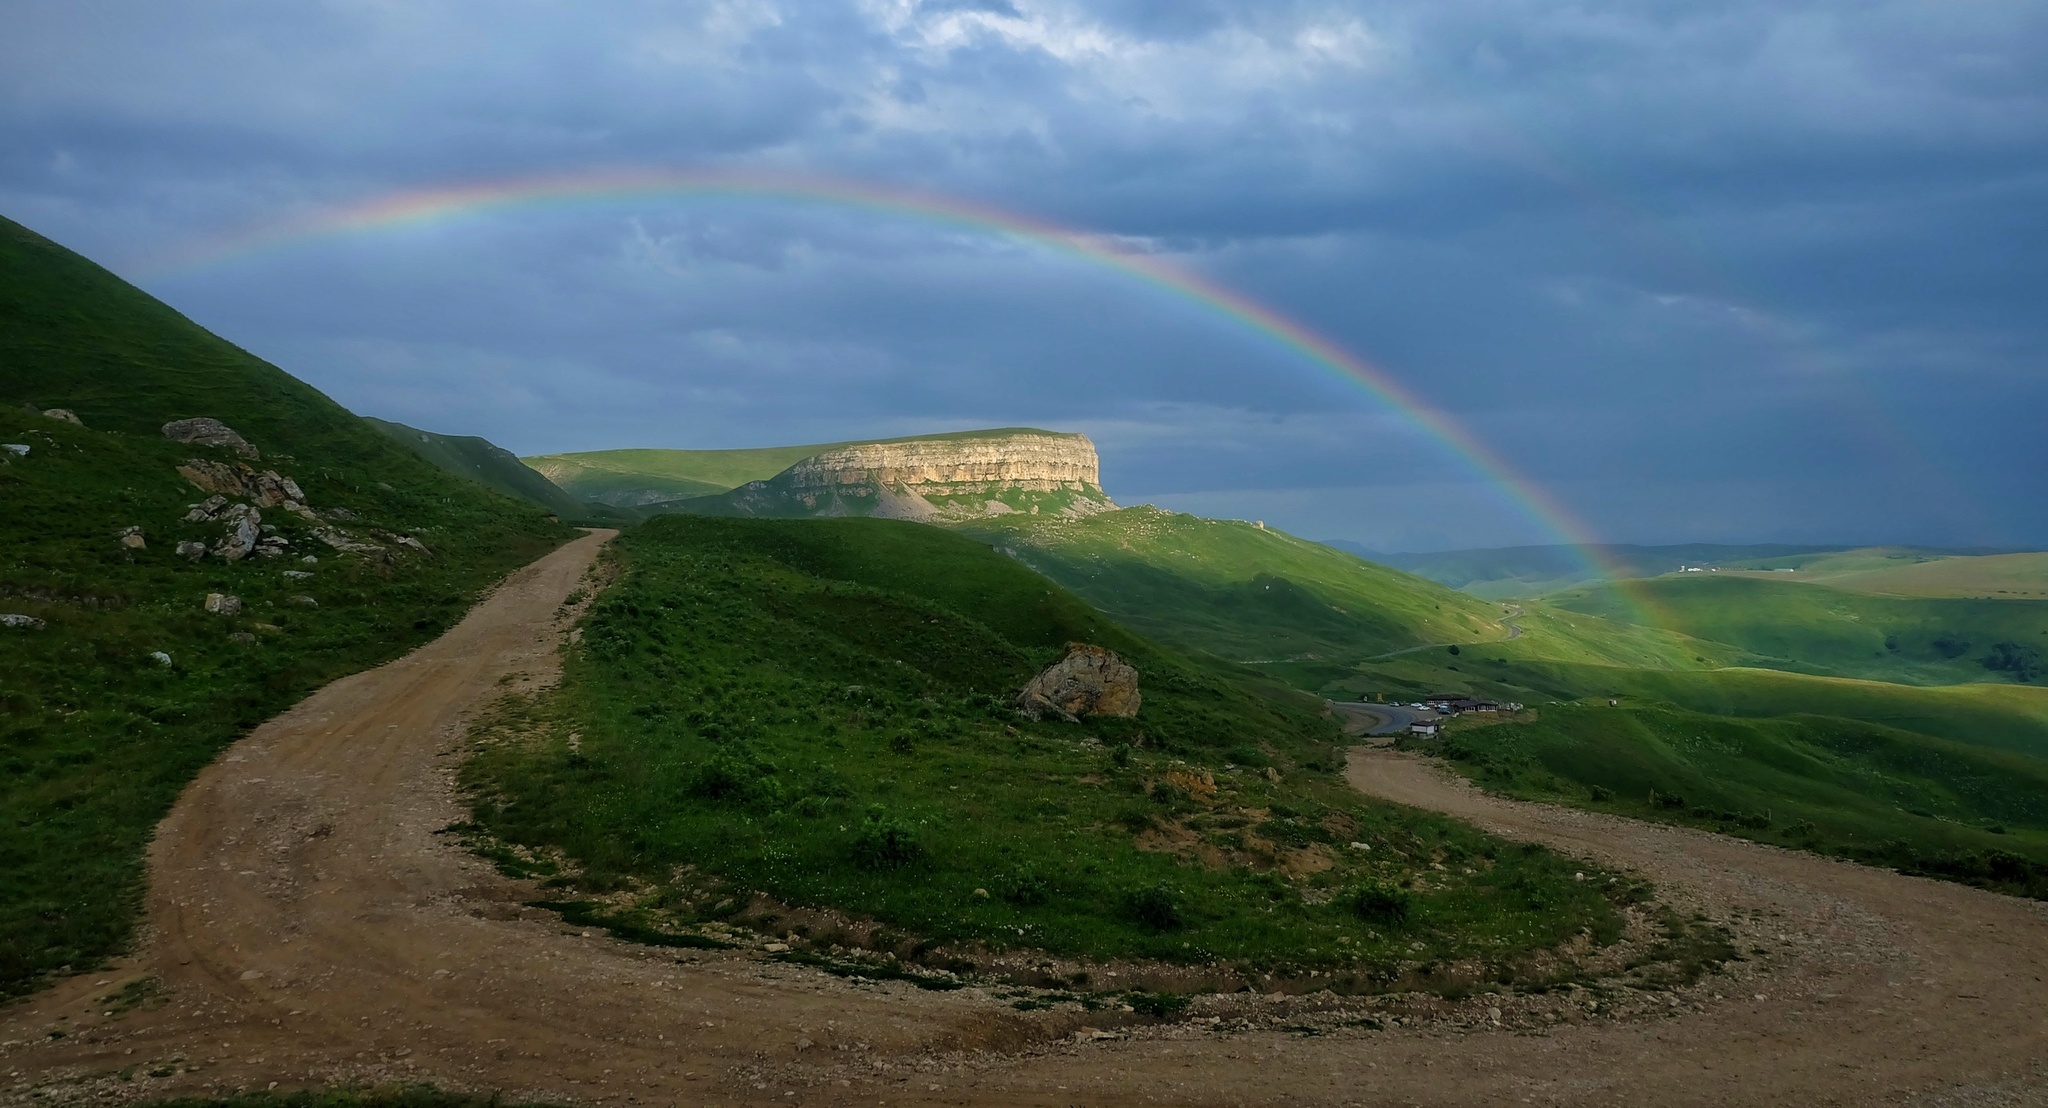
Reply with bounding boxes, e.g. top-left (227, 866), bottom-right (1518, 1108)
top-left (1365, 543), bottom-right (1855, 599)
top-left (957, 508), bottom-right (1514, 675)
top-left (461, 515), bottom-right (1654, 988)
top-left (1417, 704), bottom-right (2047, 898)
top-left (1721, 549), bottom-right (2048, 599)
top-left (0, 214), bottom-right (572, 998)
top-left (1550, 574), bottom-right (2048, 685)
top-left (364, 417), bottom-right (635, 525)
top-left (525, 427), bottom-right (1064, 508)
